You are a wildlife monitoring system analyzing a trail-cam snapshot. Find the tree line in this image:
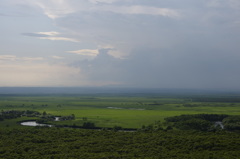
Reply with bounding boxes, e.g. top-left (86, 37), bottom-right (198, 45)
top-left (165, 114), bottom-right (240, 131)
